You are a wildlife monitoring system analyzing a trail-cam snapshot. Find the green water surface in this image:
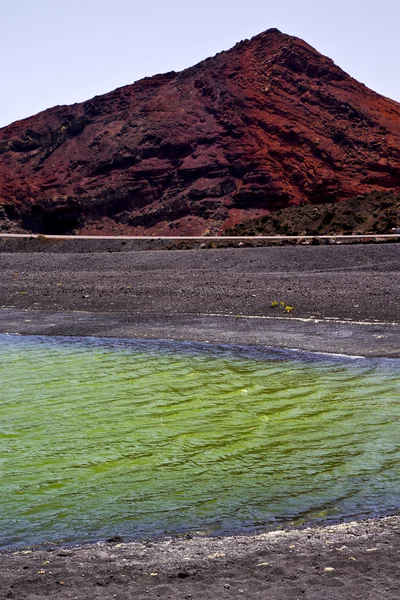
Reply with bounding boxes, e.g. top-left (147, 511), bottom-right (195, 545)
top-left (0, 335), bottom-right (399, 548)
